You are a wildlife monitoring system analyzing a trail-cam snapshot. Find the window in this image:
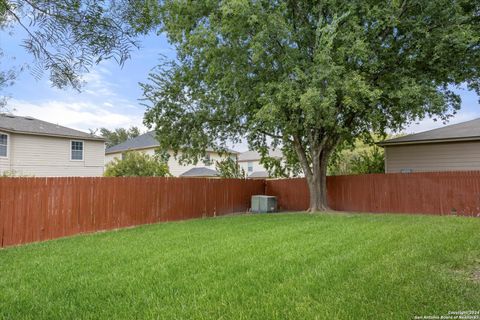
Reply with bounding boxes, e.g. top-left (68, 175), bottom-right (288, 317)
top-left (71, 141), bottom-right (84, 160)
top-left (0, 133), bottom-right (7, 157)
top-left (203, 154), bottom-right (211, 166)
top-left (247, 161), bottom-right (253, 173)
